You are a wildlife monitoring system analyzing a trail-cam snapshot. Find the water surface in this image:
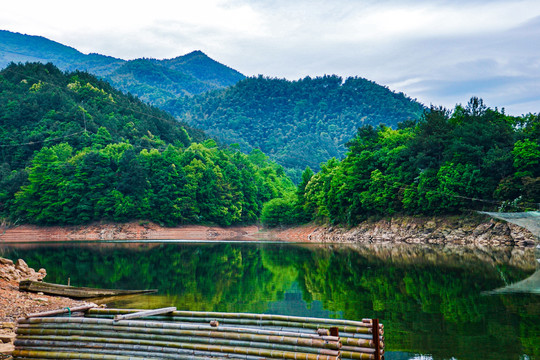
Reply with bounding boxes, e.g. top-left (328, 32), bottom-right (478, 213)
top-left (1, 241), bottom-right (538, 360)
